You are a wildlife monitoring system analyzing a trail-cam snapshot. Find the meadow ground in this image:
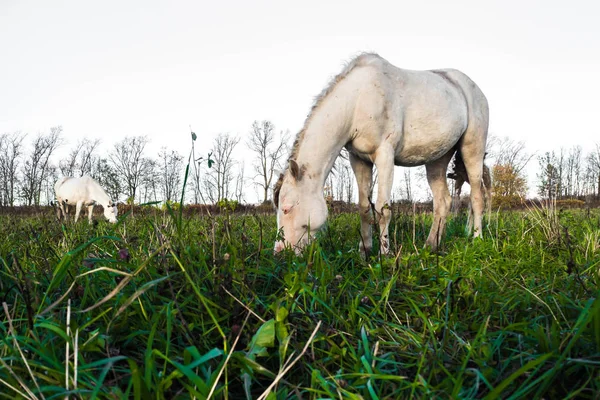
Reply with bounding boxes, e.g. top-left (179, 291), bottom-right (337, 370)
top-left (0, 203), bottom-right (599, 399)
